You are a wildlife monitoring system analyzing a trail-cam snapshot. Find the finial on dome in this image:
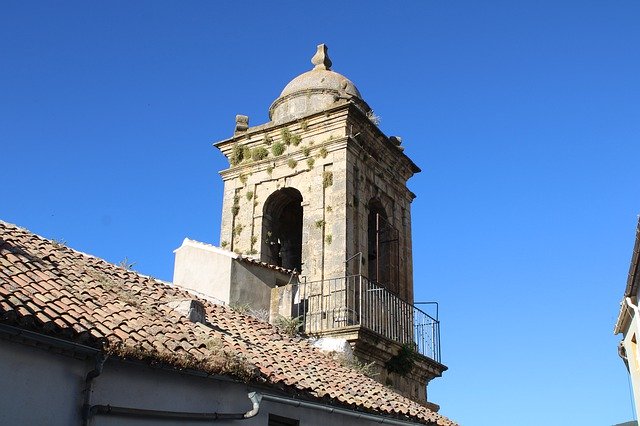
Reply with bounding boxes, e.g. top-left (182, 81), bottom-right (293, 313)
top-left (311, 44), bottom-right (332, 71)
